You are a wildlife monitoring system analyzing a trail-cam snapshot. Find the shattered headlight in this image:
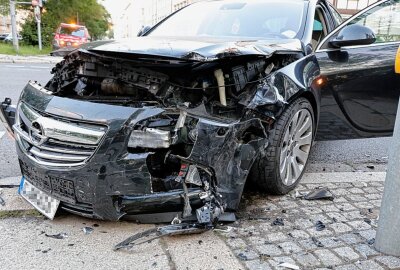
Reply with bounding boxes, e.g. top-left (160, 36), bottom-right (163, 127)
top-left (128, 128), bottom-right (171, 149)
